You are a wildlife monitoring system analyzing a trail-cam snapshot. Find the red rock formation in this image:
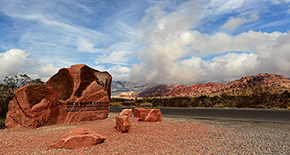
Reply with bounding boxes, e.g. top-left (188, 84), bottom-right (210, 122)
top-left (118, 109), bottom-right (132, 117)
top-left (227, 73), bottom-right (290, 89)
top-left (115, 115), bottom-right (131, 133)
top-left (50, 127), bottom-right (106, 149)
top-left (5, 64), bottom-right (112, 129)
top-left (138, 109), bottom-right (162, 122)
top-left (137, 73), bottom-right (290, 97)
top-left (133, 108), bottom-right (145, 118)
